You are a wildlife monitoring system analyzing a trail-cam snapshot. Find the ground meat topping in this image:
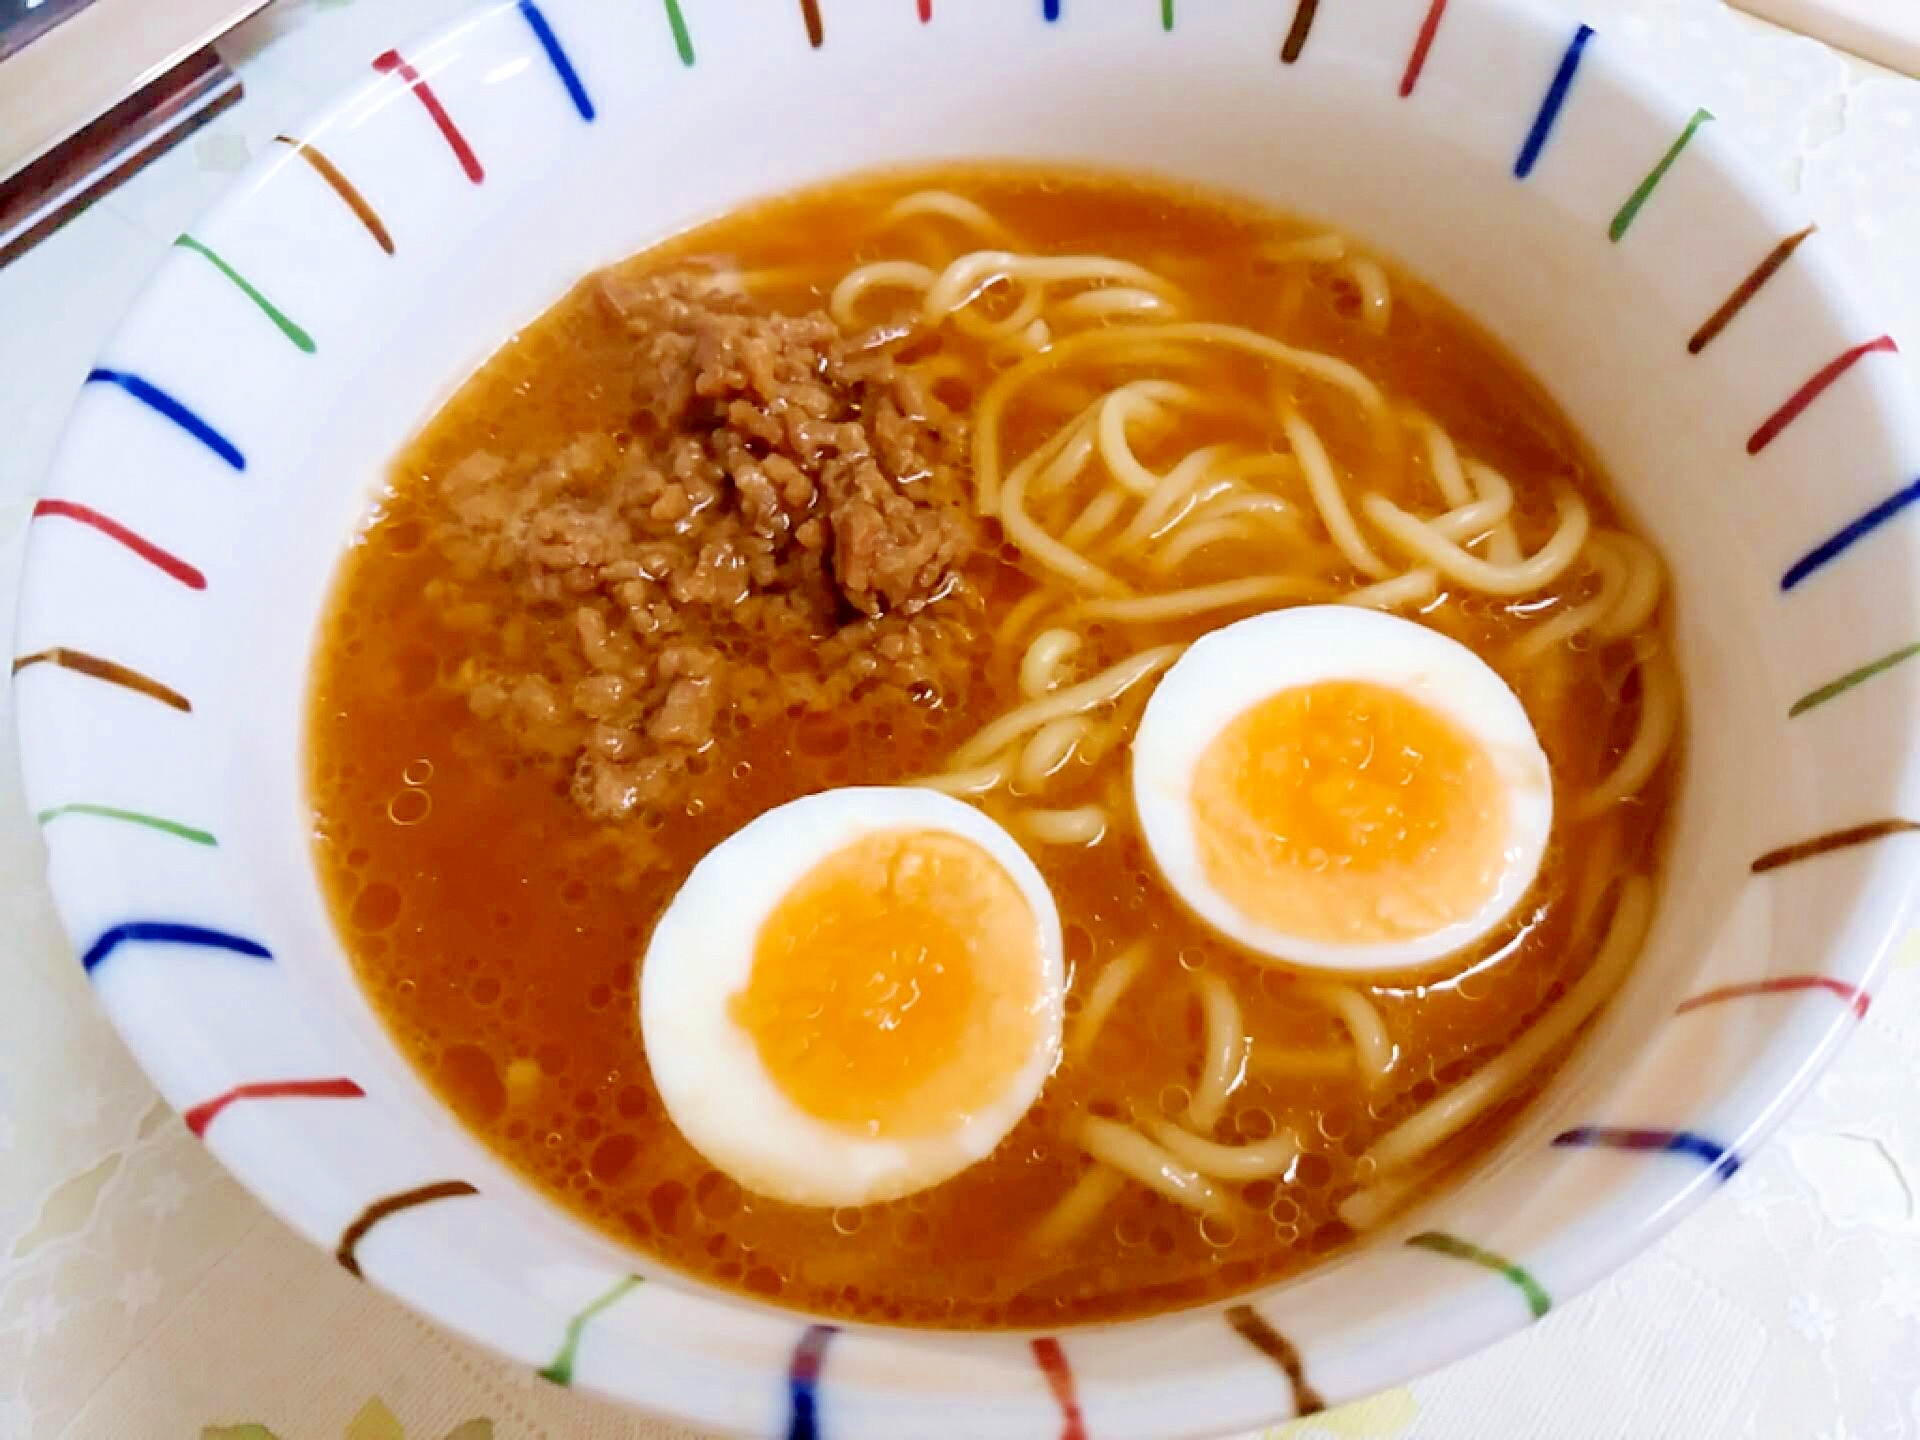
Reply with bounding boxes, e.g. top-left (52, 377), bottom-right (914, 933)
top-left (430, 272), bottom-right (982, 822)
